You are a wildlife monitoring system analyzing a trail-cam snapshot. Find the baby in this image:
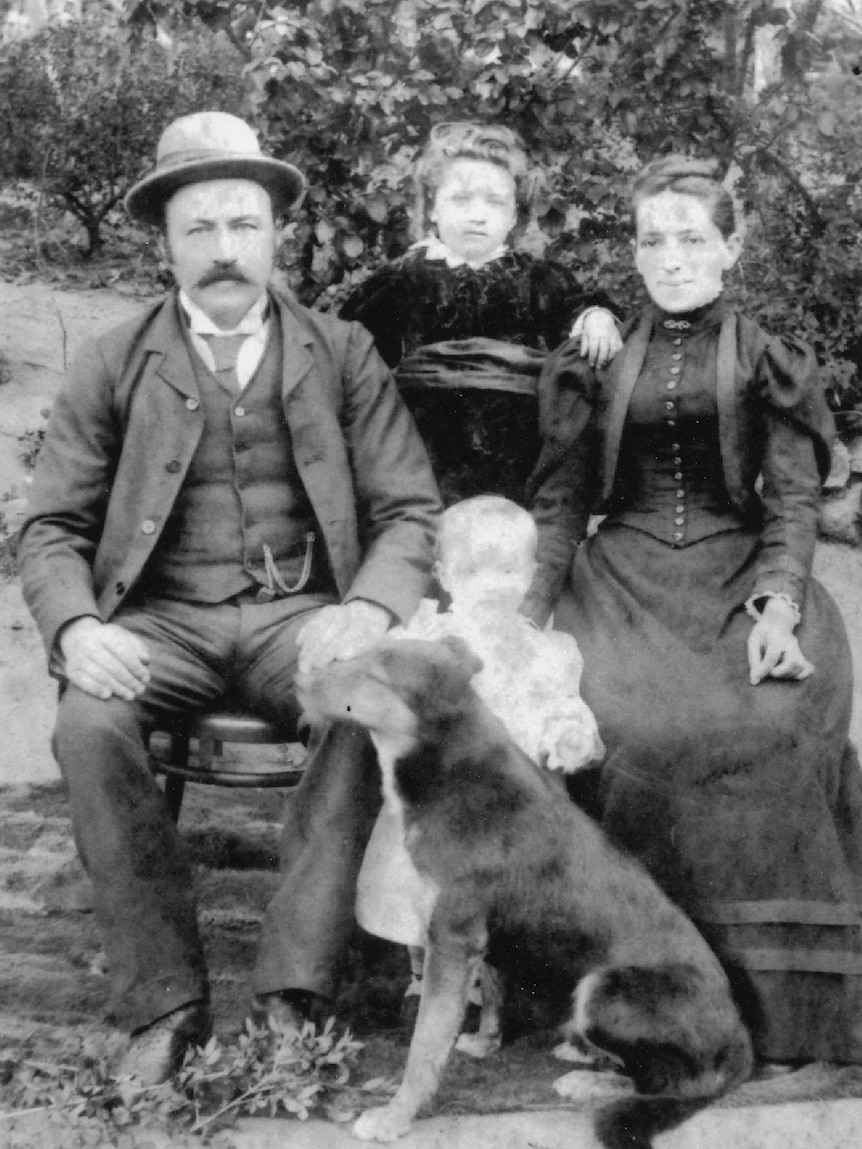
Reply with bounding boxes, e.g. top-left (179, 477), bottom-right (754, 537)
top-left (356, 496), bottom-right (604, 1016)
